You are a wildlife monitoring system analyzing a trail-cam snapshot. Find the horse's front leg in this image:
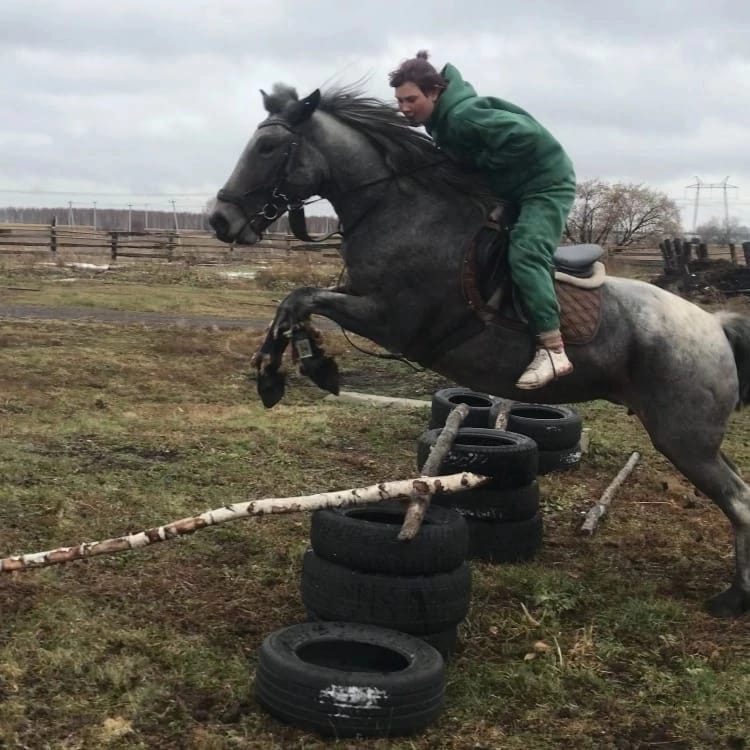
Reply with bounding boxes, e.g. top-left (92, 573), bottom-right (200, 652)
top-left (250, 322), bottom-right (290, 408)
top-left (272, 286), bottom-right (390, 343)
top-left (266, 286), bottom-right (394, 400)
top-left (251, 286), bottom-right (342, 407)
